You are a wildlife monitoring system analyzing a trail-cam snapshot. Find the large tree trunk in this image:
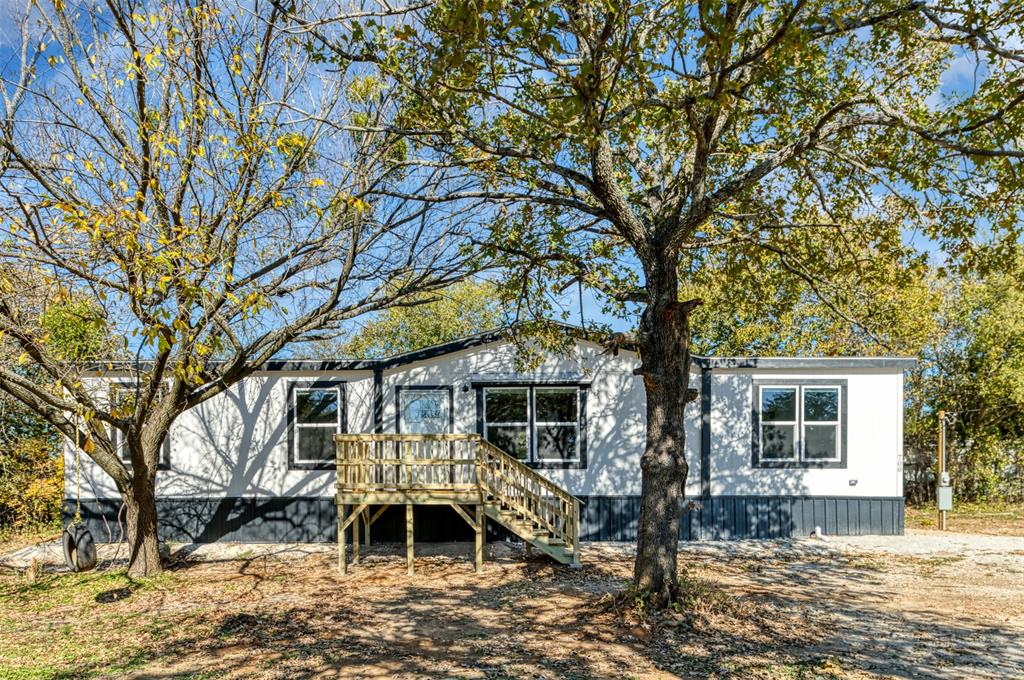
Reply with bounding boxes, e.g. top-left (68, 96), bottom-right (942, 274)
top-left (633, 252), bottom-right (697, 608)
top-left (122, 438), bottom-right (163, 577)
